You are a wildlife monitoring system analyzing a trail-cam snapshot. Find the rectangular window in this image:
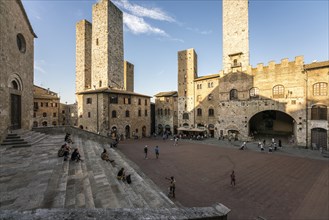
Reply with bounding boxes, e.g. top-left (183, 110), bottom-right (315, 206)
top-left (53, 113), bottom-right (57, 117)
top-left (55, 103), bottom-right (58, 107)
top-left (41, 102), bottom-right (43, 107)
top-left (145, 99), bottom-right (147, 105)
top-left (51, 103), bottom-right (53, 107)
top-left (145, 110), bottom-right (148, 116)
top-left (110, 94), bottom-right (118, 104)
top-left (87, 98), bottom-right (92, 104)
top-left (138, 109), bottom-right (141, 117)
top-left (45, 102), bottom-right (48, 107)
top-left (33, 112), bottom-right (36, 118)
top-left (138, 98), bottom-right (141, 105)
top-left (88, 112), bottom-right (91, 118)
